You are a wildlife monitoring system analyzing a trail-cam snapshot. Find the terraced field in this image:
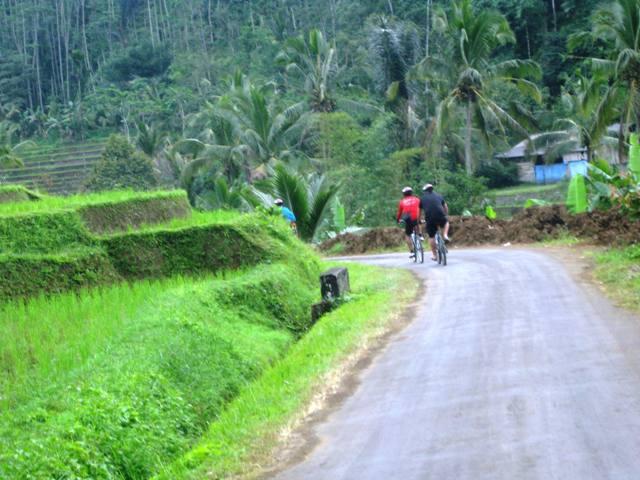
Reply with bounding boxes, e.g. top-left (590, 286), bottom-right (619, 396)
top-left (0, 140), bottom-right (106, 195)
